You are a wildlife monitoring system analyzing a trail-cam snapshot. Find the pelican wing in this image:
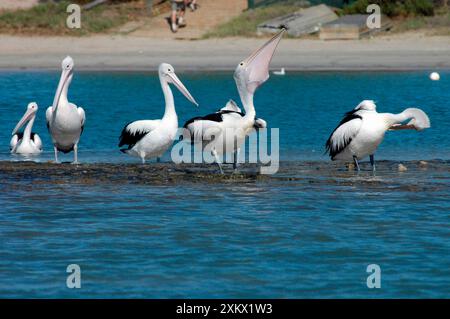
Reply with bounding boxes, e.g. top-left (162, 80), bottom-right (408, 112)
top-left (10, 134), bottom-right (18, 151)
top-left (326, 111), bottom-right (363, 159)
top-left (77, 107), bottom-right (86, 134)
top-left (182, 114), bottom-right (224, 143)
top-left (219, 99), bottom-right (242, 113)
top-left (45, 106), bottom-right (53, 130)
top-left (32, 134), bottom-right (42, 150)
top-left (119, 120), bottom-right (161, 149)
